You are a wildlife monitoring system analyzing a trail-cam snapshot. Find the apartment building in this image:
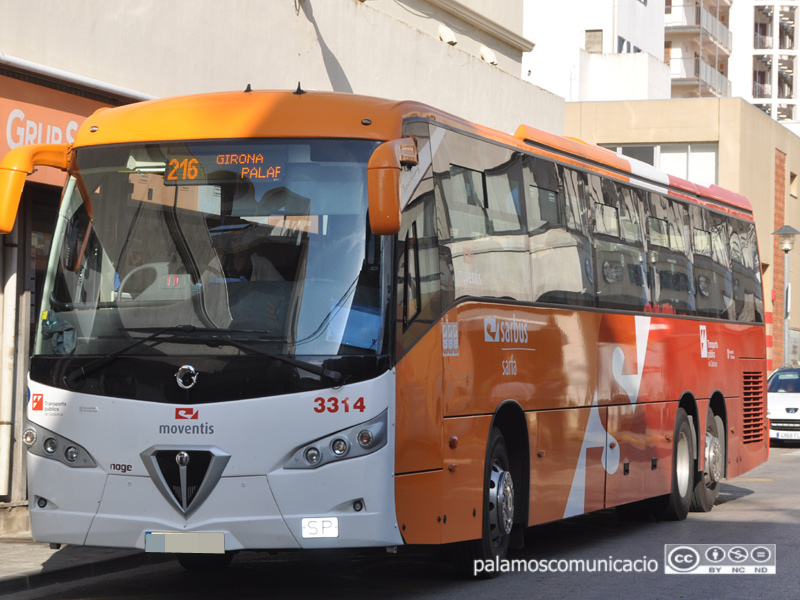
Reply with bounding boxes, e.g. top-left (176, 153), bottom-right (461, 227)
top-left (665, 0), bottom-right (733, 97)
top-left (729, 1), bottom-right (799, 132)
